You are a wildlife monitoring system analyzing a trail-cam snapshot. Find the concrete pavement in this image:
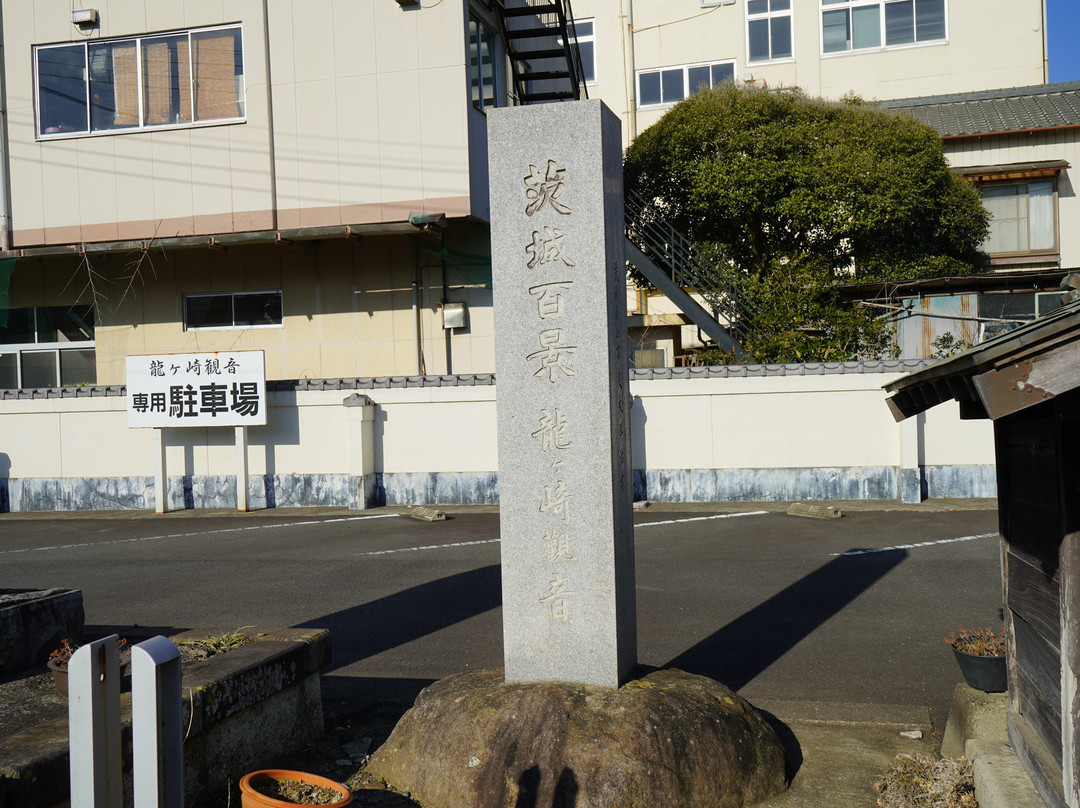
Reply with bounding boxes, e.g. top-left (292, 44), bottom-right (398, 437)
top-left (1, 499), bottom-right (1029, 805)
